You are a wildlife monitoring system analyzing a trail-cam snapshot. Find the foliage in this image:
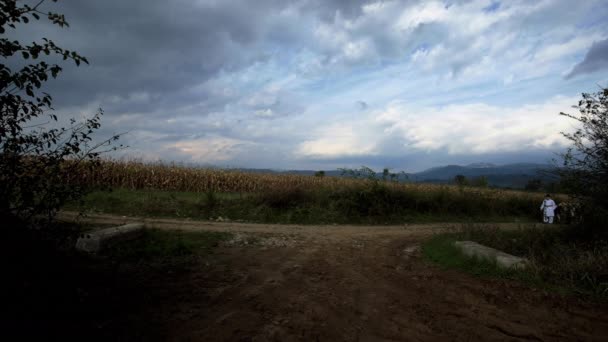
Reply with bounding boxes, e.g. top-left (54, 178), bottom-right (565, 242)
top-left (470, 176), bottom-right (488, 188)
top-left (559, 87), bottom-right (608, 232)
top-left (454, 174), bottom-right (468, 186)
top-left (339, 165), bottom-right (378, 180)
top-left (424, 225), bottom-right (608, 299)
top-left (0, 0), bottom-right (121, 227)
top-left (422, 233), bottom-right (524, 279)
top-left (70, 183), bottom-right (545, 224)
top-left (2, 222), bottom-right (229, 339)
top-left (101, 229), bottom-right (231, 262)
top-left (339, 165), bottom-right (406, 183)
top-left (65, 160), bottom-right (552, 223)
